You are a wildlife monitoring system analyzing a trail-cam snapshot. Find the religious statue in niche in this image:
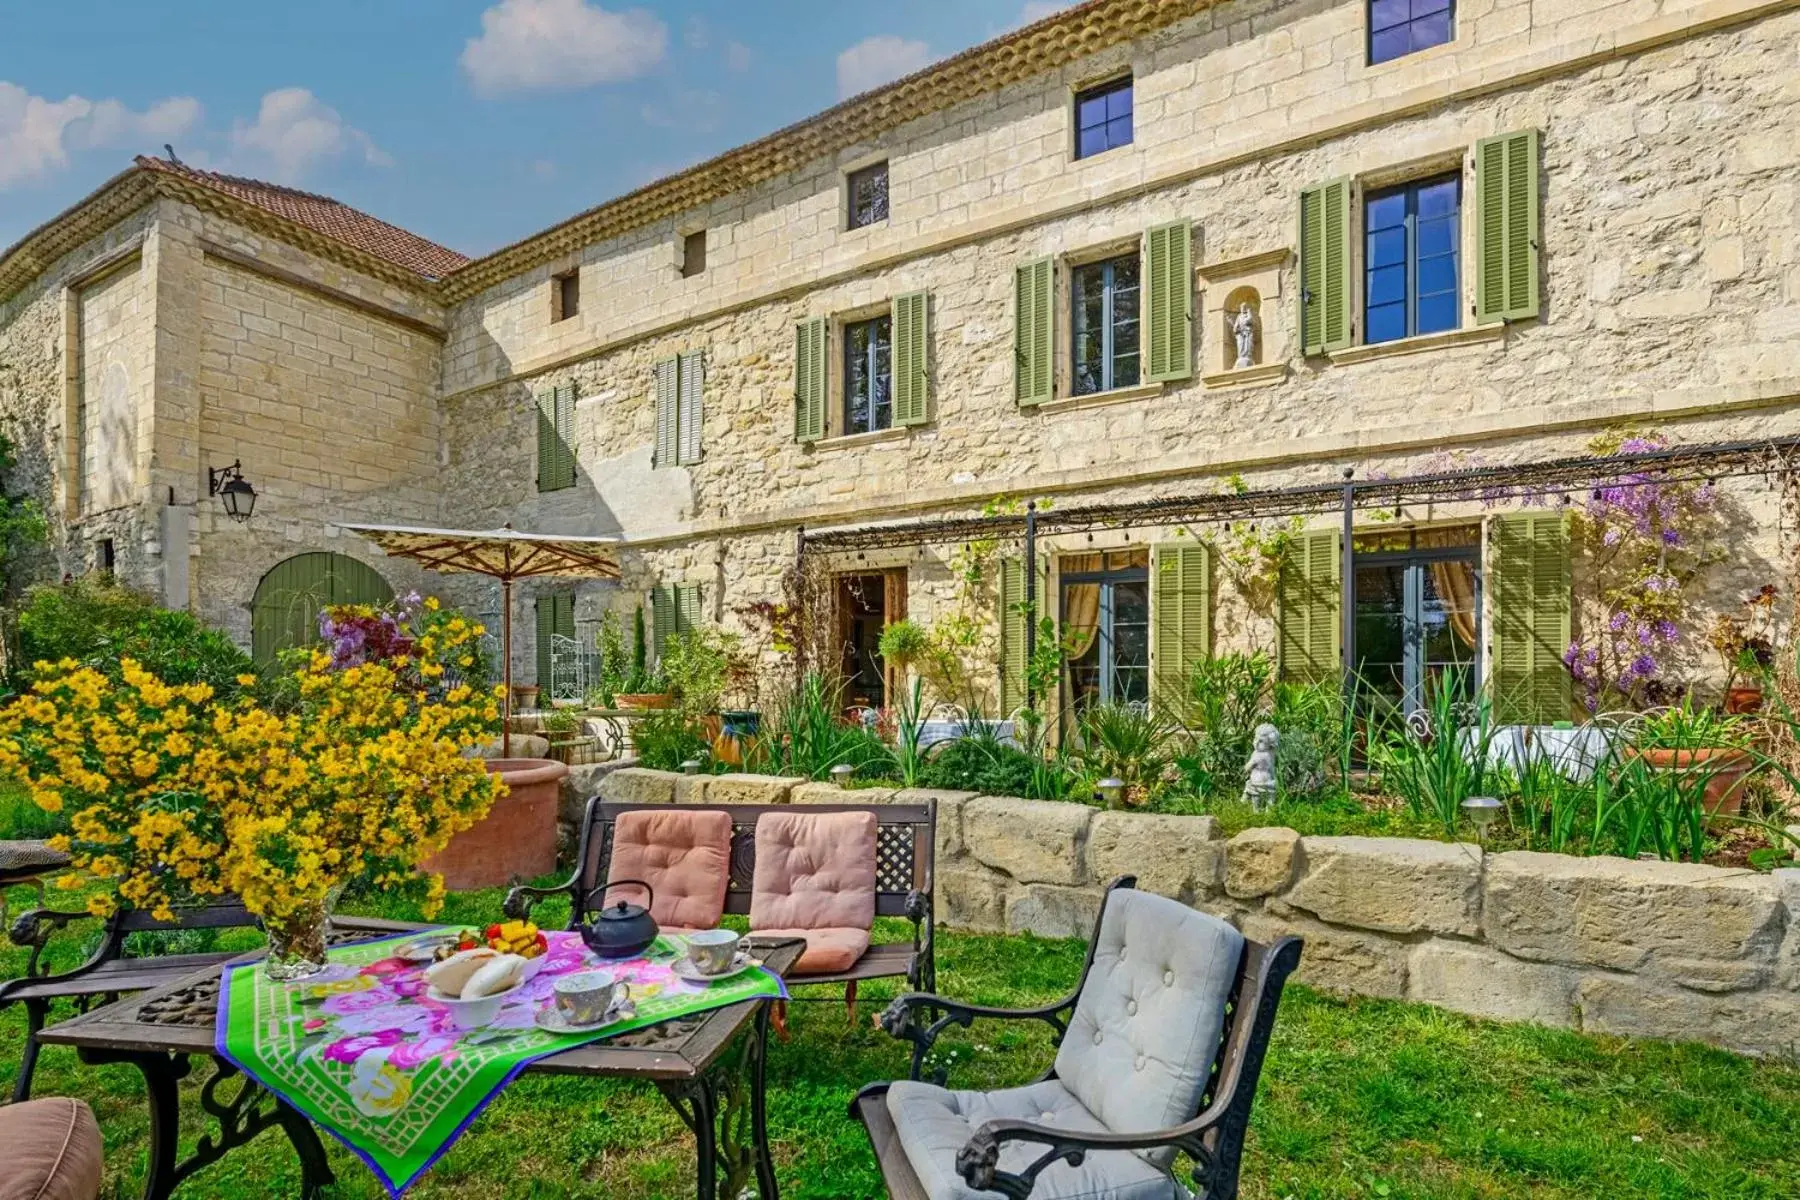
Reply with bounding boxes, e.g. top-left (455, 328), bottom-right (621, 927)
top-left (1231, 301), bottom-right (1258, 369)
